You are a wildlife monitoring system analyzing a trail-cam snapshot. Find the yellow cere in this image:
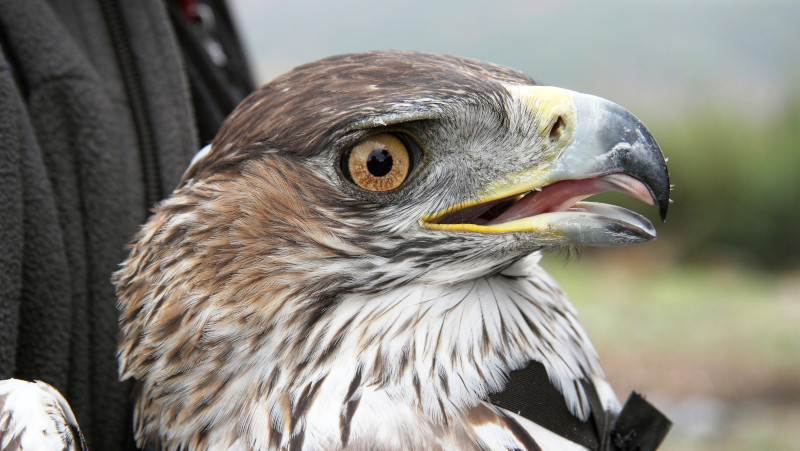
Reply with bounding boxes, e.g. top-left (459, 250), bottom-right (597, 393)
top-left (515, 85), bottom-right (577, 140)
